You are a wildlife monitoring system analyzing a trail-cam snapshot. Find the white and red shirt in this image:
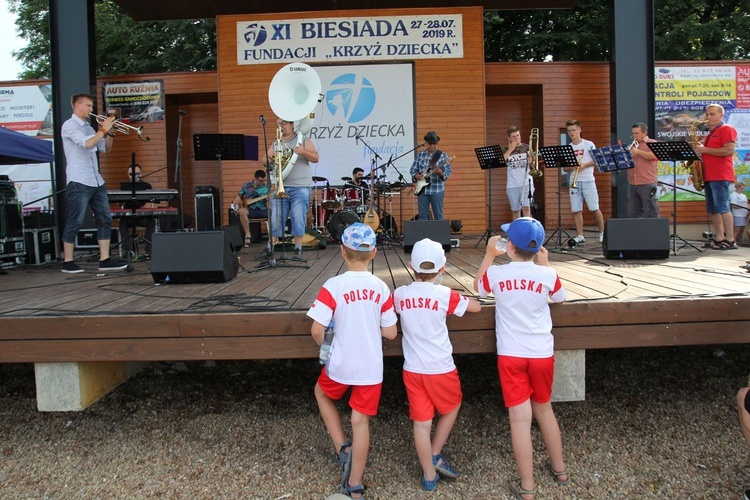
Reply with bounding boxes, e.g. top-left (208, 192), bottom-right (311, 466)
top-left (571, 139), bottom-right (596, 183)
top-left (394, 282), bottom-right (471, 375)
top-left (307, 271), bottom-right (397, 385)
top-left (478, 261), bottom-right (566, 358)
